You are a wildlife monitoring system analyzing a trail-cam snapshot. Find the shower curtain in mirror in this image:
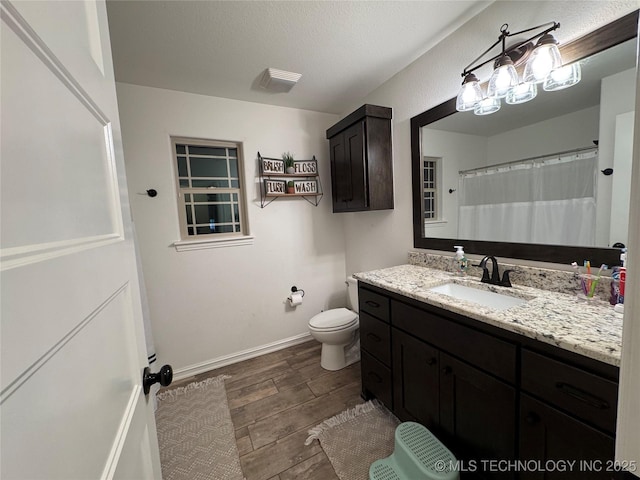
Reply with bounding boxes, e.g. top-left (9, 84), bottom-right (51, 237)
top-left (458, 149), bottom-right (598, 246)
